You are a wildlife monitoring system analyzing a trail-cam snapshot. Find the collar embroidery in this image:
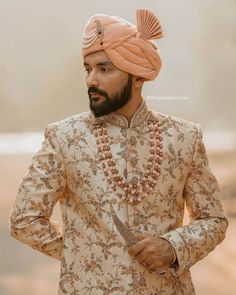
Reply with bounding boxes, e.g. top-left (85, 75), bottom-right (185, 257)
top-left (92, 99), bottom-right (158, 128)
